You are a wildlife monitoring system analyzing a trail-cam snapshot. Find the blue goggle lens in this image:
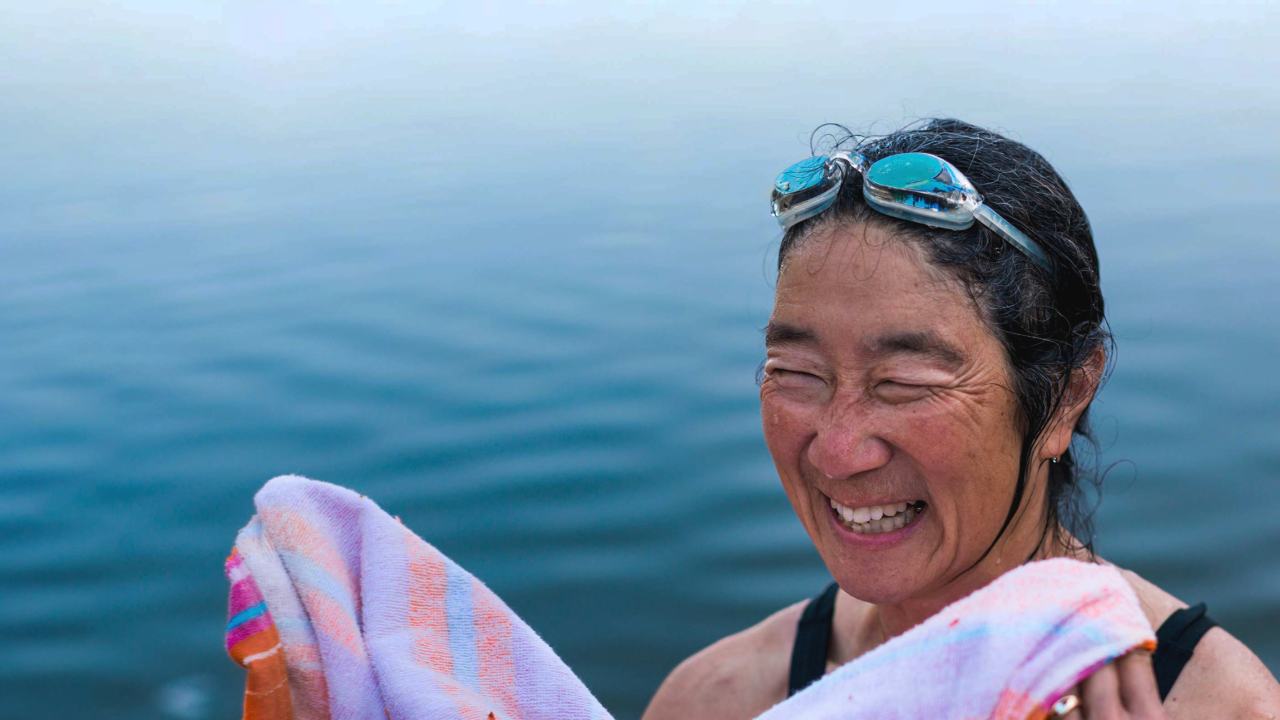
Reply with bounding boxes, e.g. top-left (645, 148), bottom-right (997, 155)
top-left (771, 155), bottom-right (844, 224)
top-left (865, 153), bottom-right (959, 194)
top-left (774, 155), bottom-right (830, 196)
top-left (861, 152), bottom-right (978, 231)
